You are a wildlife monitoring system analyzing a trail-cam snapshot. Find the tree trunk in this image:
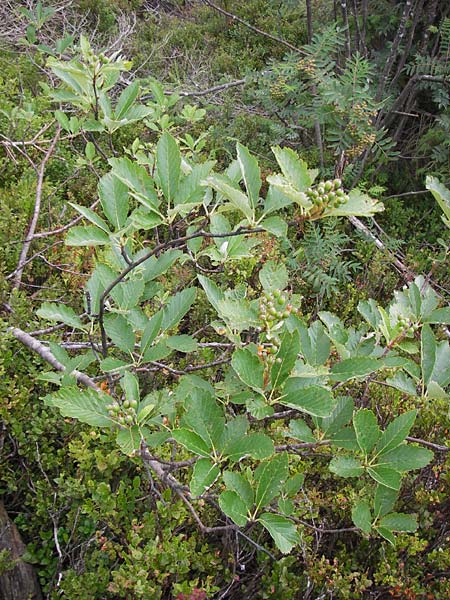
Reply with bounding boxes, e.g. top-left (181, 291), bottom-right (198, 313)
top-left (0, 501), bottom-right (42, 600)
